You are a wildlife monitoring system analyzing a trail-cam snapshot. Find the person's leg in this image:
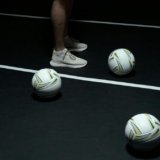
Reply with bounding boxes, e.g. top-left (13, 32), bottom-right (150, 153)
top-left (51, 0), bottom-right (66, 51)
top-left (50, 0), bottom-right (87, 68)
top-left (64, 0), bottom-right (74, 36)
top-left (63, 0), bottom-right (88, 52)
top-left (51, 0), bottom-right (73, 50)
top-left (51, 0), bottom-right (87, 52)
